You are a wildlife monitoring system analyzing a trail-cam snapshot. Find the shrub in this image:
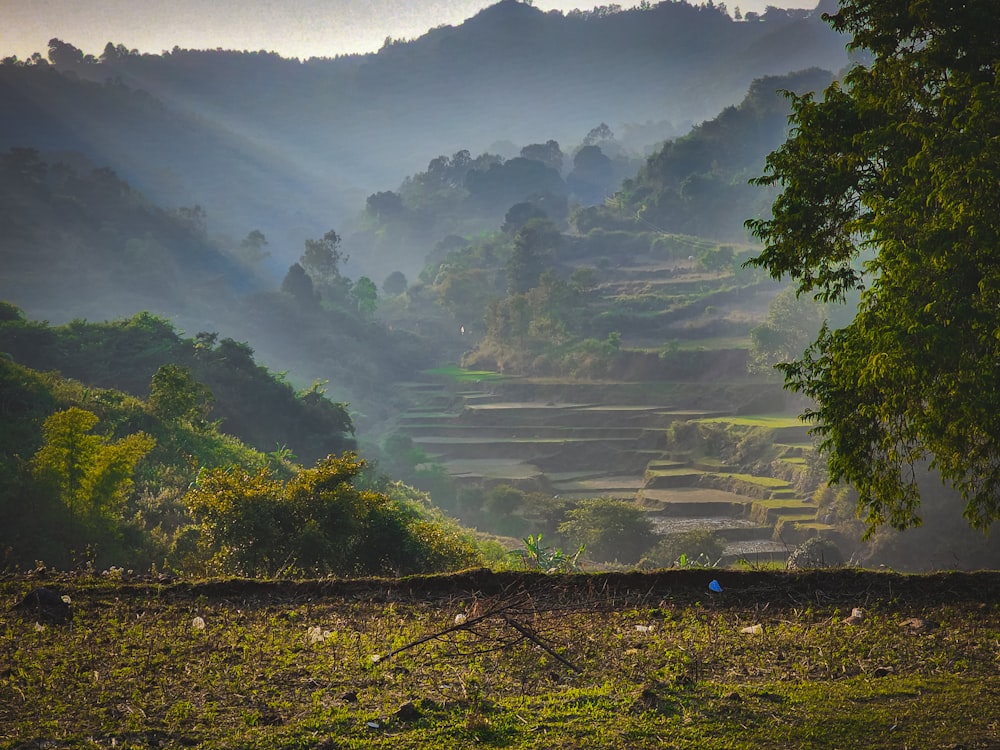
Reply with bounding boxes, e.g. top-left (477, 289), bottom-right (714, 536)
top-left (185, 452), bottom-right (481, 576)
top-left (558, 498), bottom-right (656, 565)
top-left (641, 529), bottom-right (725, 569)
top-left (786, 536), bottom-right (844, 570)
